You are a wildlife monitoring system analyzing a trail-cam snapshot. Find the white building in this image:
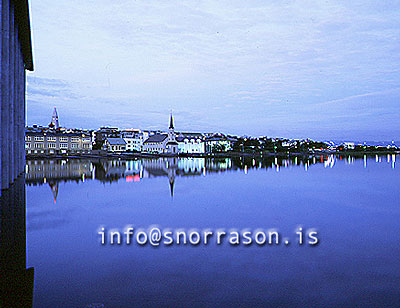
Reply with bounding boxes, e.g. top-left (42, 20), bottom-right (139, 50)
top-left (124, 132), bottom-right (148, 152)
top-left (142, 114), bottom-right (179, 154)
top-left (176, 133), bottom-right (205, 154)
top-left (344, 142), bottom-right (355, 150)
top-left (123, 135), bottom-right (135, 152)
